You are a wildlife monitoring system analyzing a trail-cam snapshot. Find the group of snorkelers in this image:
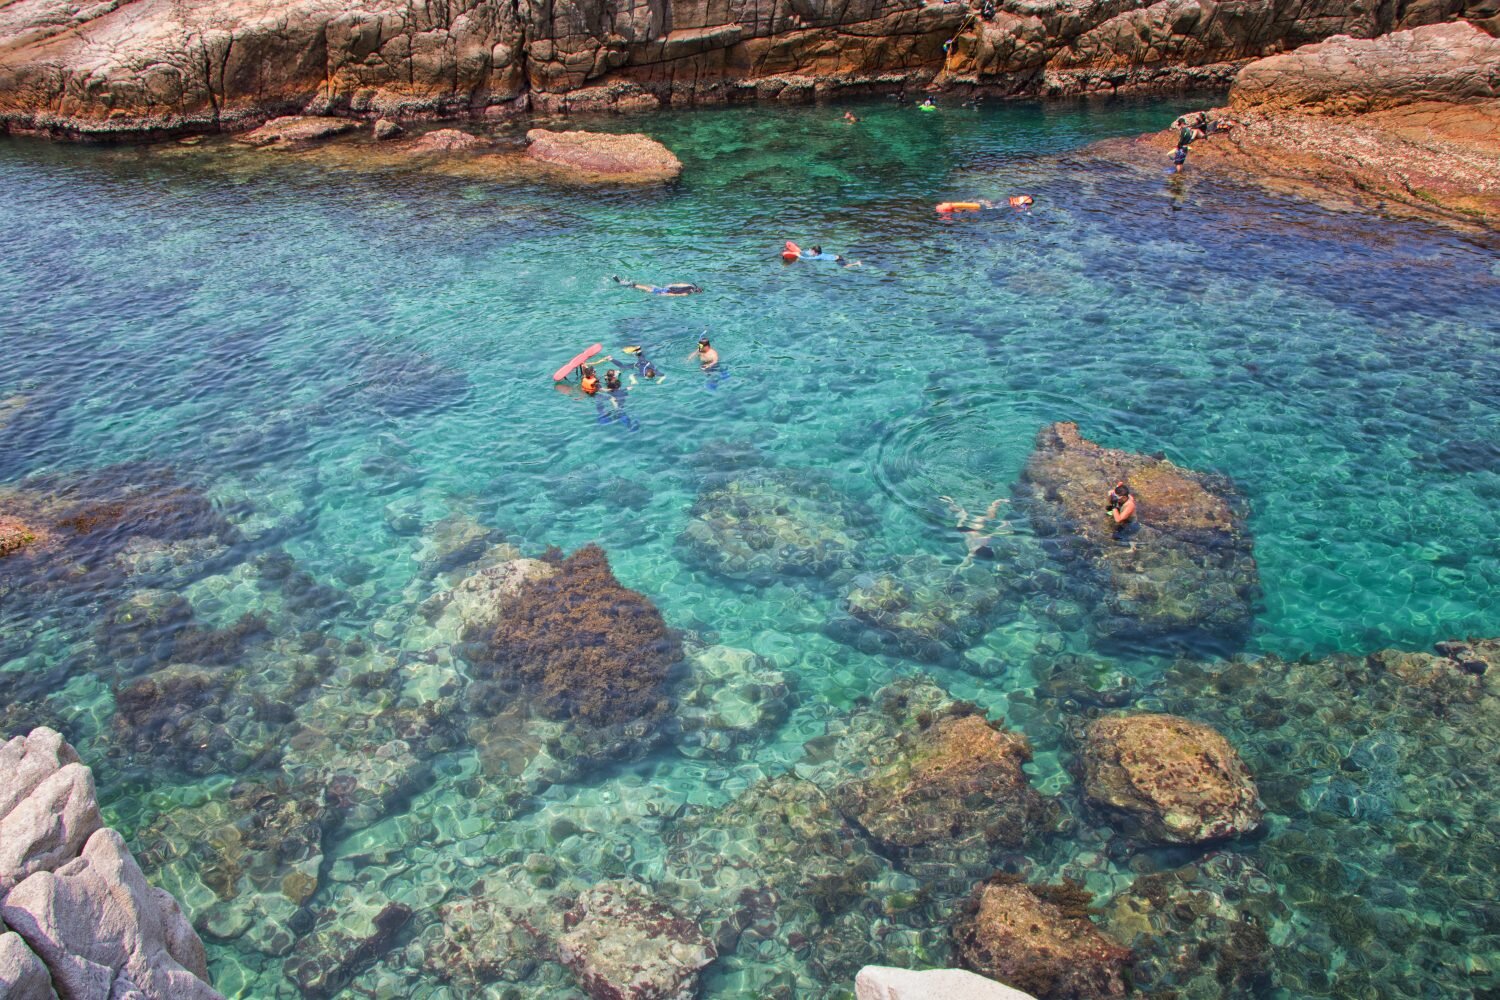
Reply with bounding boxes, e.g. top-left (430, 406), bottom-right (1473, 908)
top-left (1170, 110), bottom-right (1235, 172)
